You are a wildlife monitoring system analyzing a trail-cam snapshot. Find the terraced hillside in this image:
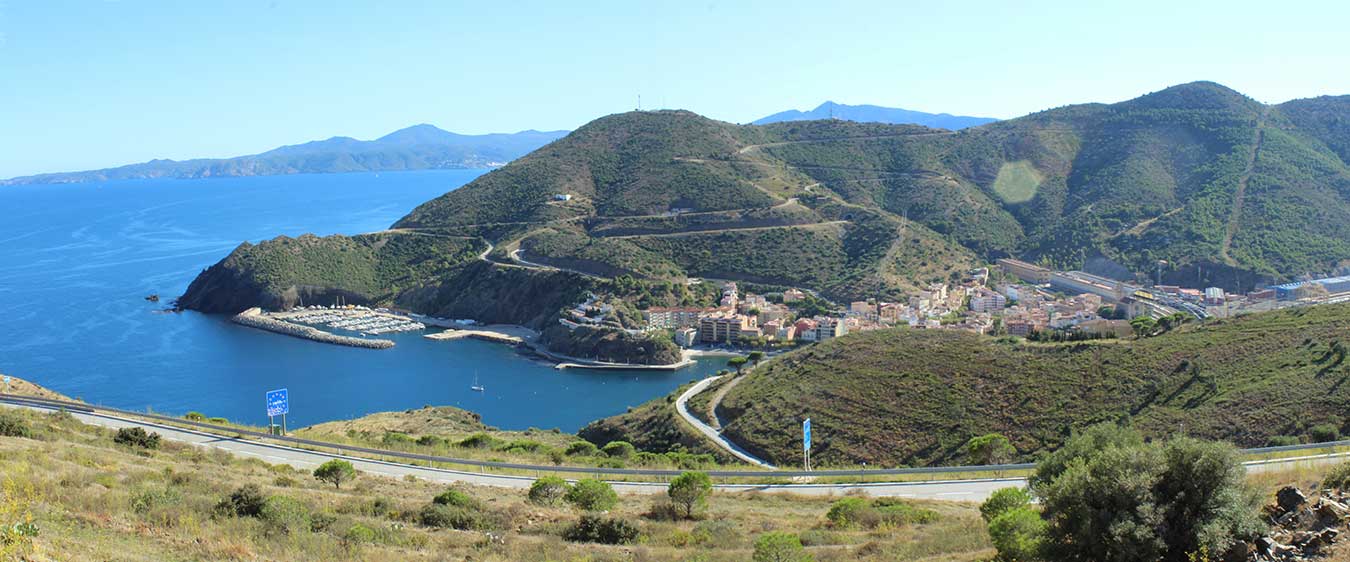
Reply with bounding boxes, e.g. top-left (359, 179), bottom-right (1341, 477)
top-left (702, 303), bottom-right (1350, 468)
